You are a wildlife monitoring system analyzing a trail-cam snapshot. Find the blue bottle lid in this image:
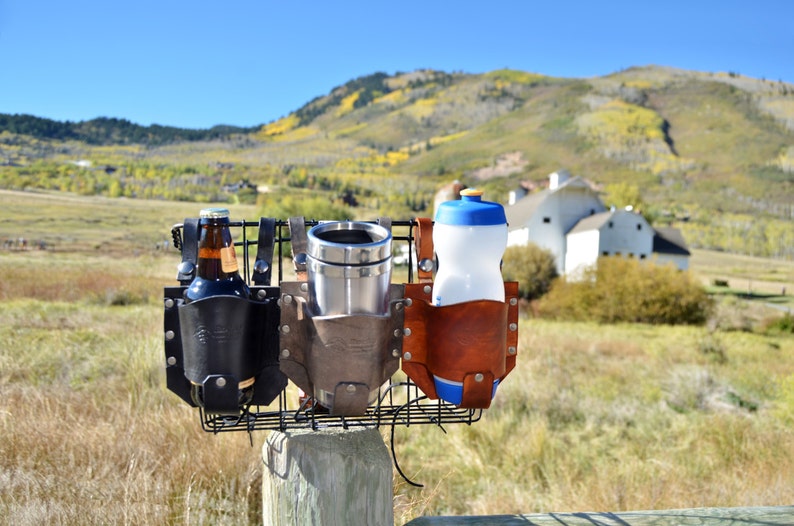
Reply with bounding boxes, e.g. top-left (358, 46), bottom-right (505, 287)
top-left (434, 189), bottom-right (507, 226)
